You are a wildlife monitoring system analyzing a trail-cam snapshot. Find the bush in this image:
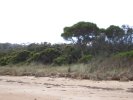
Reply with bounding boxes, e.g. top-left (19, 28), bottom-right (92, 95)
top-left (33, 48), bottom-right (61, 64)
top-left (12, 50), bottom-right (31, 63)
top-left (0, 57), bottom-right (8, 66)
top-left (114, 50), bottom-right (133, 60)
top-left (79, 55), bottom-right (93, 63)
top-left (53, 56), bottom-right (67, 65)
top-left (27, 52), bottom-right (40, 63)
top-left (62, 45), bottom-right (81, 64)
top-left (115, 50), bottom-right (133, 58)
top-left (0, 56), bottom-right (14, 66)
